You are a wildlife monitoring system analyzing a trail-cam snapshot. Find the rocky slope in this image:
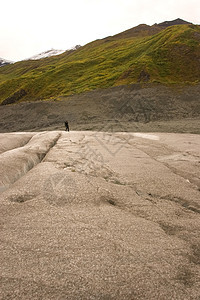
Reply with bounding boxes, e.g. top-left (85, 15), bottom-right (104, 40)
top-left (0, 83), bottom-right (200, 133)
